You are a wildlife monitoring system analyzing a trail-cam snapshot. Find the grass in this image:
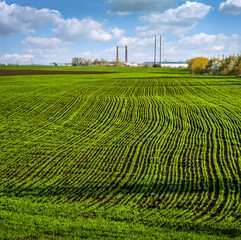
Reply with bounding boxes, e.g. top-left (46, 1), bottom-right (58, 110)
top-left (0, 66), bottom-right (241, 239)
